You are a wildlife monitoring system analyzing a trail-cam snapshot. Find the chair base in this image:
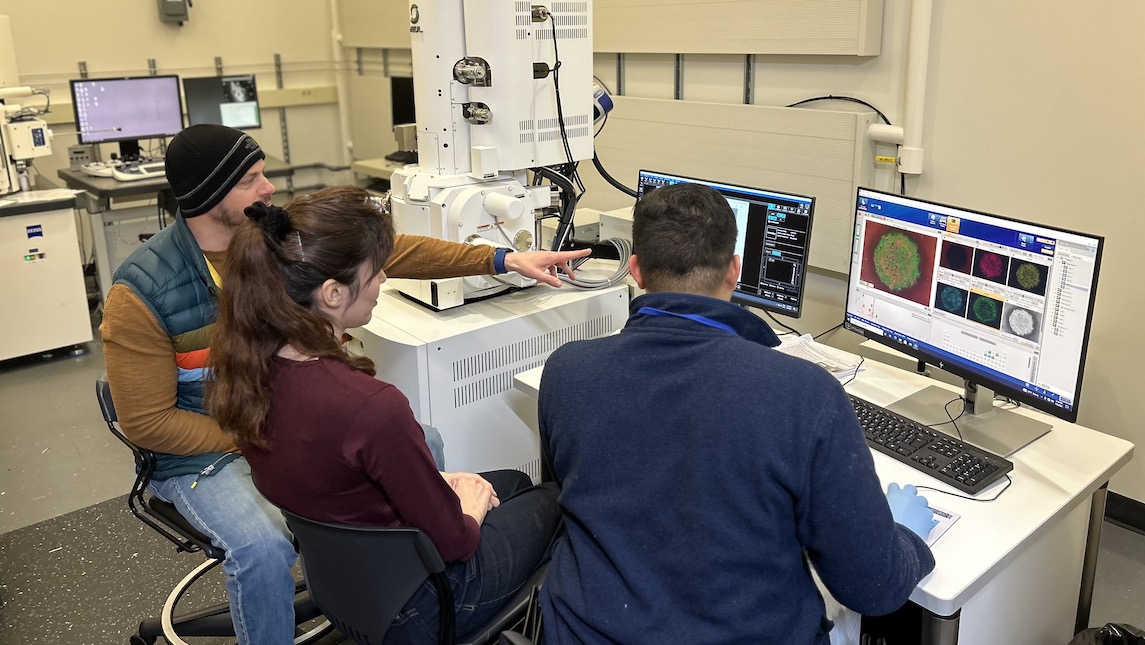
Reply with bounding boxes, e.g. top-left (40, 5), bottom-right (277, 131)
top-left (134, 557), bottom-right (331, 645)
